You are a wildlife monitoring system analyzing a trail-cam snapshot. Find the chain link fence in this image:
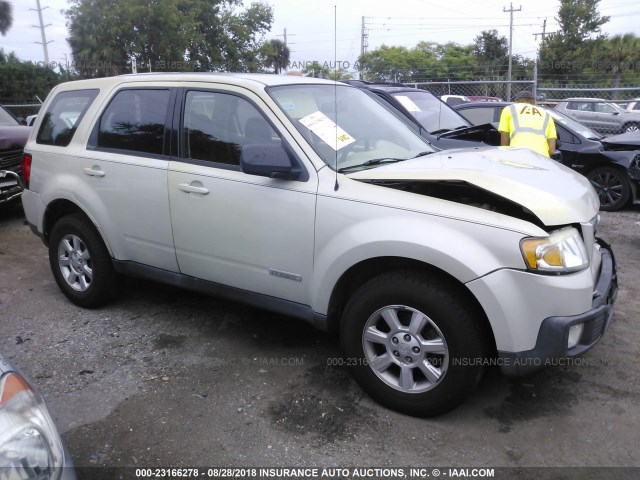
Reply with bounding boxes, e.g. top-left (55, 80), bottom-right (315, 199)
top-left (407, 80), bottom-right (536, 103)
top-left (3, 103), bottom-right (42, 123)
top-left (400, 80), bottom-right (640, 136)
